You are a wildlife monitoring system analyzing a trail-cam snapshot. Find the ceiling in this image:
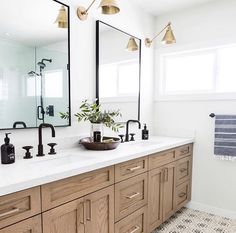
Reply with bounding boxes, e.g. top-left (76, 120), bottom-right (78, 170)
top-left (130, 0), bottom-right (217, 16)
